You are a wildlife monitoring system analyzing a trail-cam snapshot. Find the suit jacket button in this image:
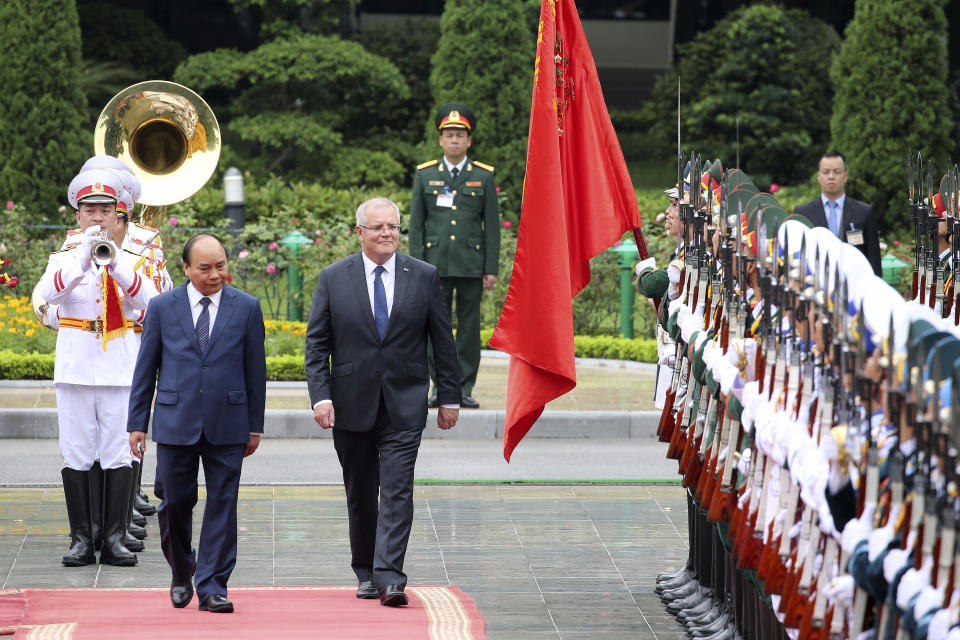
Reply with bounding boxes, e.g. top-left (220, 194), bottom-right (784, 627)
top-left (450, 235), bottom-right (456, 241)
top-left (202, 364), bottom-right (207, 369)
top-left (452, 205), bottom-right (457, 211)
top-left (451, 220), bottom-right (457, 226)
